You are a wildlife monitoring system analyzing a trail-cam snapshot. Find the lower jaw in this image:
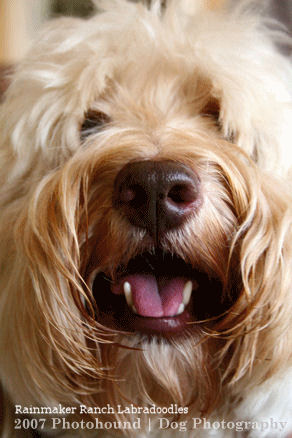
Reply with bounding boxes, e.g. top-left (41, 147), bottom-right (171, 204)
top-left (97, 306), bottom-right (194, 336)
